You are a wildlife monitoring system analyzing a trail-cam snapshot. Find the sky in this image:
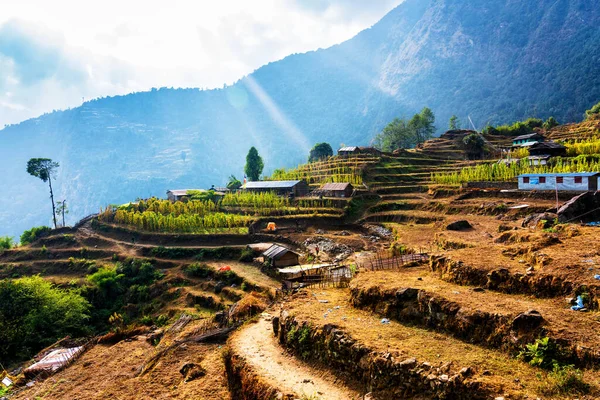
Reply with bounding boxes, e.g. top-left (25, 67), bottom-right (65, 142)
top-left (0, 0), bottom-right (400, 127)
